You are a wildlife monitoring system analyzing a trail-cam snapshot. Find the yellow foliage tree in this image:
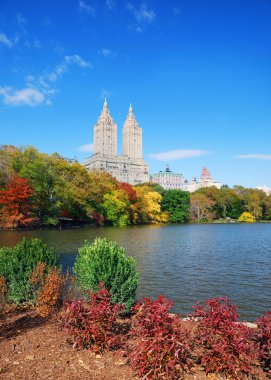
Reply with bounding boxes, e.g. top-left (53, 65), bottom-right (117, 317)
top-left (135, 186), bottom-right (168, 223)
top-left (238, 212), bottom-right (255, 223)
